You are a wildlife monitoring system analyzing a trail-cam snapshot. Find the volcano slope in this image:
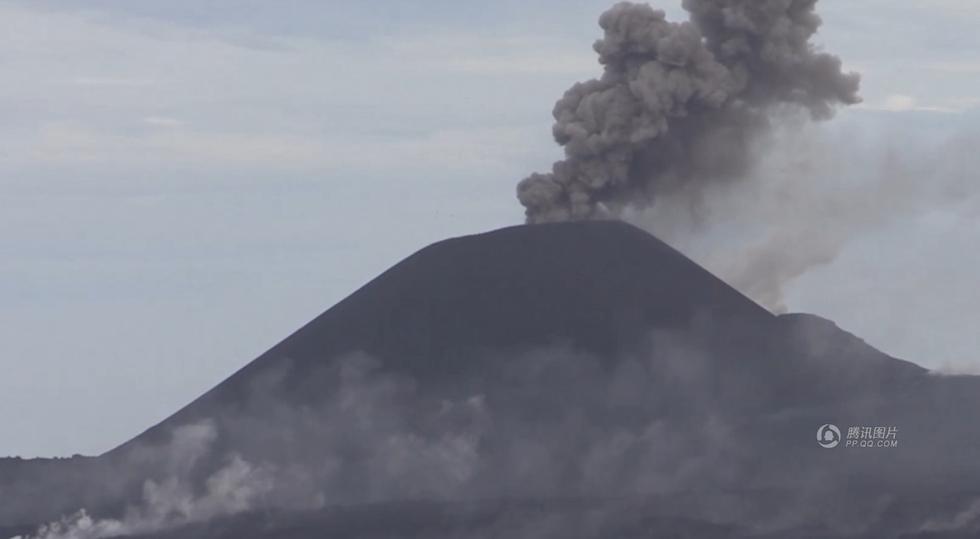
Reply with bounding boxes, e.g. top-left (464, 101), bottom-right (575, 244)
top-left (5, 221), bottom-right (980, 538)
